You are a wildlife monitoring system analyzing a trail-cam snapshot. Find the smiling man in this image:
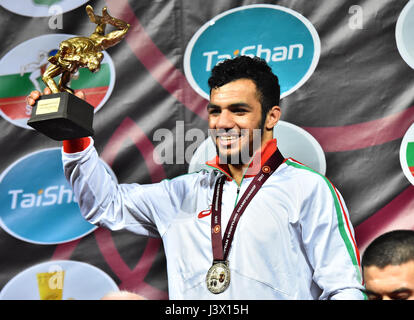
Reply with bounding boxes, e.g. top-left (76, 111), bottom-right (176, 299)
top-left (28, 56), bottom-right (365, 299)
top-left (207, 58), bottom-right (281, 184)
top-left (208, 79), bottom-right (267, 171)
